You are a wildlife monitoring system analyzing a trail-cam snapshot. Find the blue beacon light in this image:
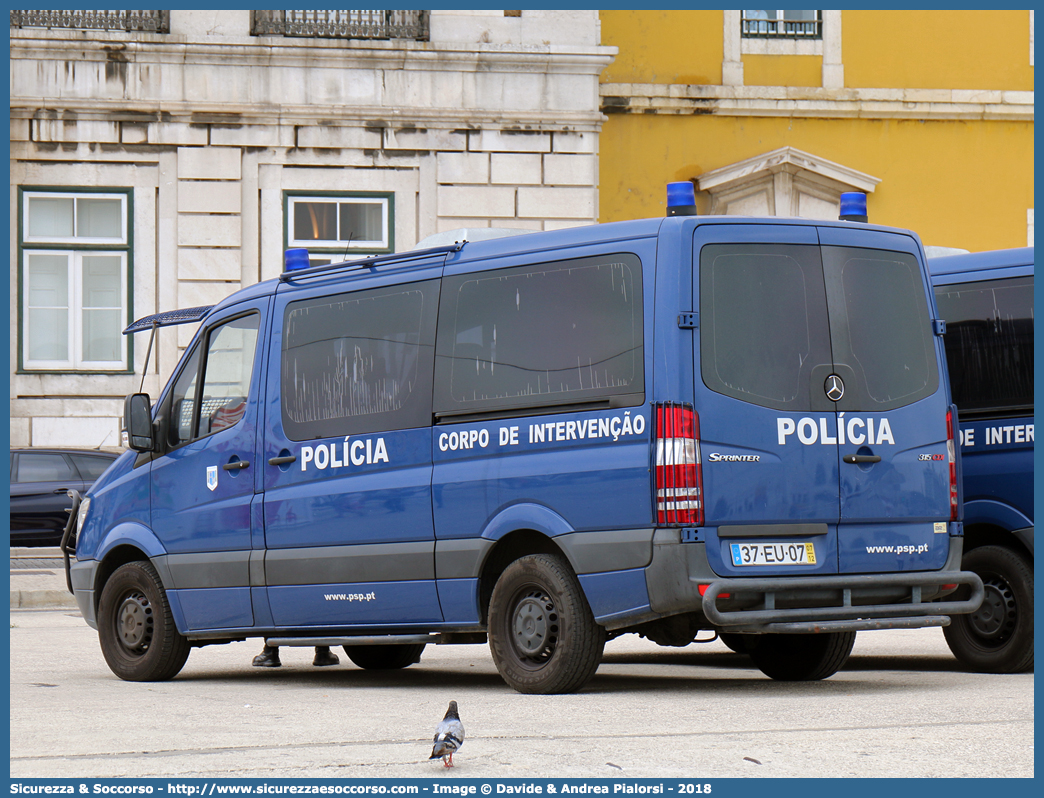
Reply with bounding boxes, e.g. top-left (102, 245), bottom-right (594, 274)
top-left (666, 181), bottom-right (698, 217)
top-left (284, 248), bottom-right (310, 272)
top-left (839, 192), bottom-right (868, 223)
